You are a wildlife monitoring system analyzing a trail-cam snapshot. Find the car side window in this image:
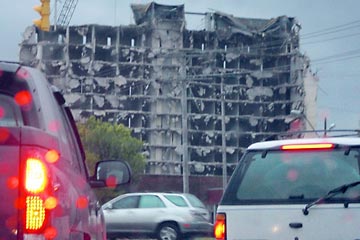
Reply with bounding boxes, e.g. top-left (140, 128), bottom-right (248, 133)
top-left (0, 95), bottom-right (22, 126)
top-left (55, 105), bottom-right (84, 174)
top-left (139, 195), bottom-right (165, 208)
top-left (113, 196), bottom-right (139, 209)
top-left (164, 195), bottom-right (188, 207)
top-left (186, 194), bottom-right (206, 208)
